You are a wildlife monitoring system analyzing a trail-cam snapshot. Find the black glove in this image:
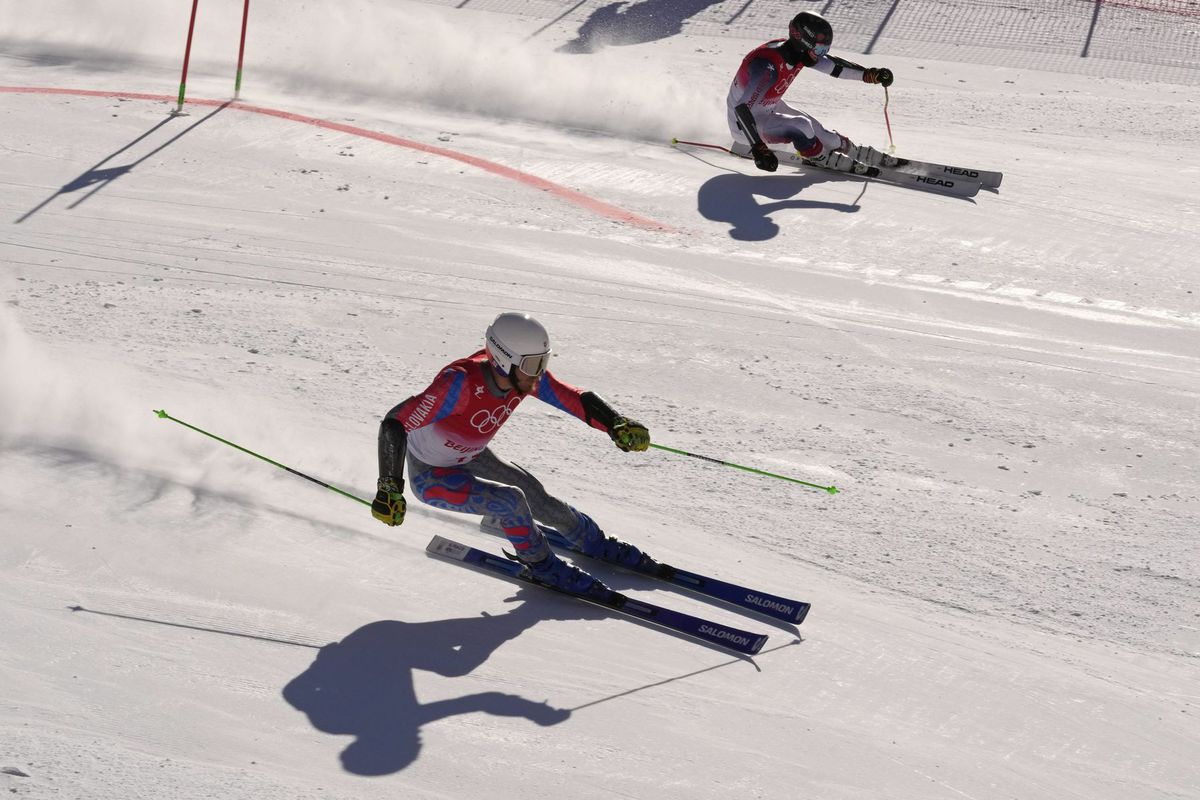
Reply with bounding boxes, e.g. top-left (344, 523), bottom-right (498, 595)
top-left (863, 67), bottom-right (894, 87)
top-left (609, 417), bottom-right (650, 452)
top-left (371, 476), bottom-right (406, 526)
top-left (750, 142), bottom-right (778, 173)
